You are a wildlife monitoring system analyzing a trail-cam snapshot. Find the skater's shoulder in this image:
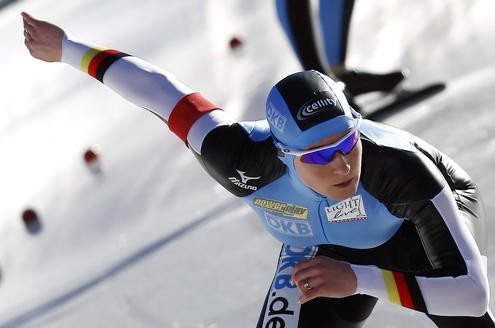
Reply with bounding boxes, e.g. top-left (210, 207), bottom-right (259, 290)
top-left (238, 119), bottom-right (273, 141)
top-left (359, 119), bottom-right (416, 152)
